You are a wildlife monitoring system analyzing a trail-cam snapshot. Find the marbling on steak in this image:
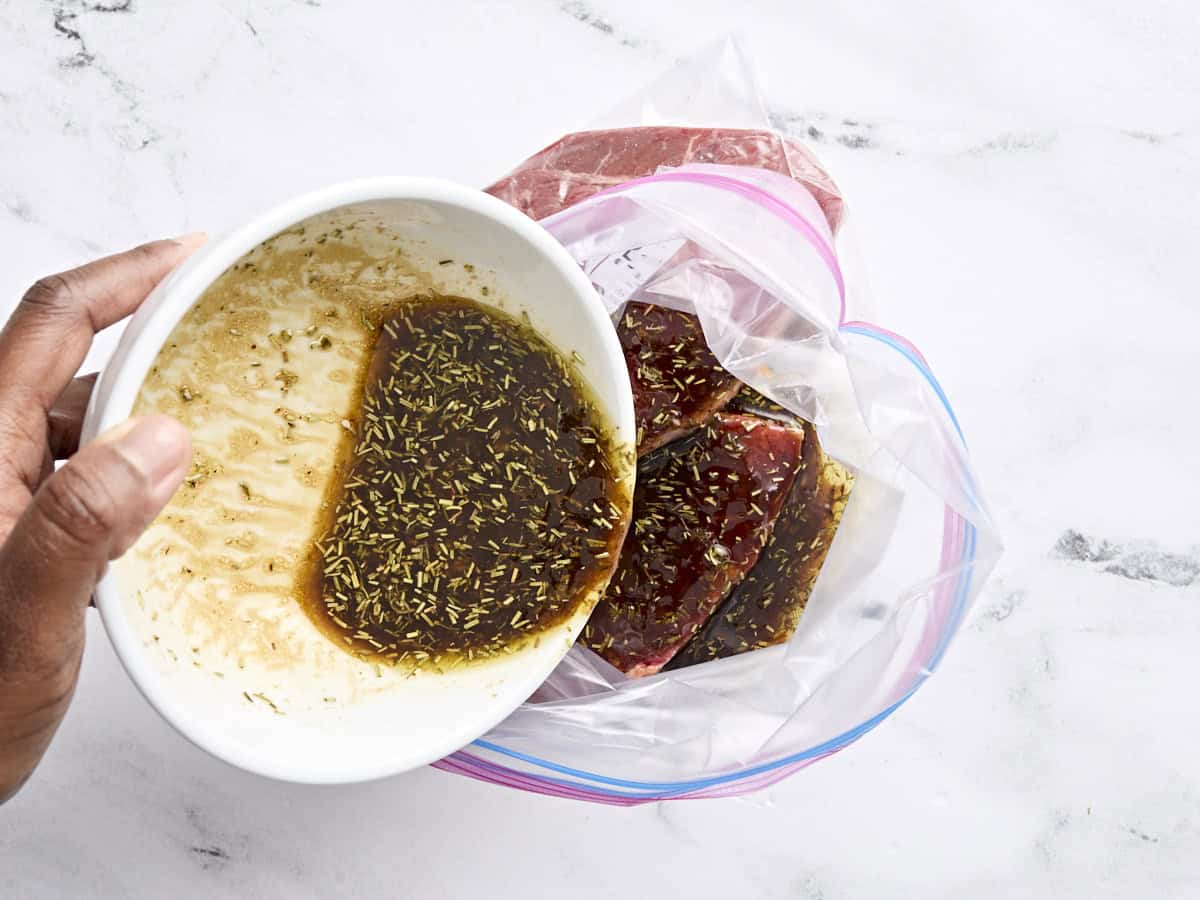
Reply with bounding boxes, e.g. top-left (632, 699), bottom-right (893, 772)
top-left (485, 126), bottom-right (844, 232)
